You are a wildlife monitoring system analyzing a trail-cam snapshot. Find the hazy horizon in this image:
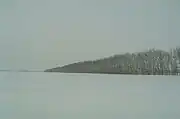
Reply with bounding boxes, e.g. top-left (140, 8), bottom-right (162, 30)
top-left (0, 0), bottom-right (180, 70)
